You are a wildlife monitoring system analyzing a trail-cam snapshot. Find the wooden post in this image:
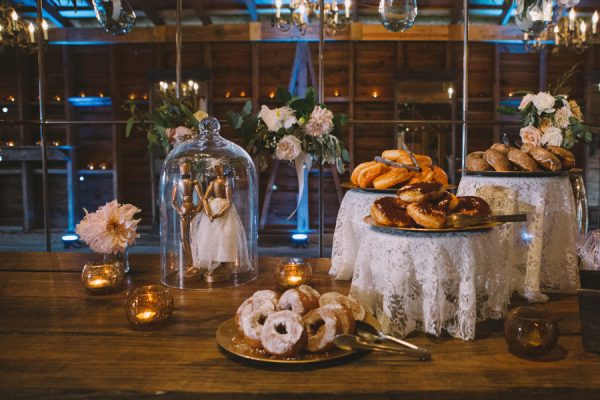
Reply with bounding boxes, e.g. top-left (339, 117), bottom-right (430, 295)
top-left (204, 43), bottom-right (213, 115)
top-left (493, 44), bottom-right (501, 143)
top-left (348, 41), bottom-right (355, 170)
top-left (16, 52), bottom-right (34, 231)
top-left (63, 46), bottom-right (77, 231)
top-left (251, 42), bottom-right (260, 110)
top-left (538, 48), bottom-right (547, 92)
top-left (110, 46), bottom-right (121, 201)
